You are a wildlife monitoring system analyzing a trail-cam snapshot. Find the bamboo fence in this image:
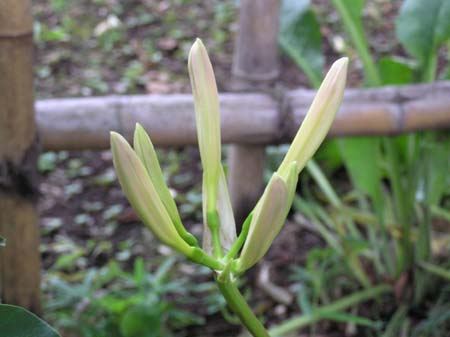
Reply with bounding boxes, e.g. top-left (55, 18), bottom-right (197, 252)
top-left (228, 0), bottom-right (280, 224)
top-left (36, 81), bottom-right (450, 151)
